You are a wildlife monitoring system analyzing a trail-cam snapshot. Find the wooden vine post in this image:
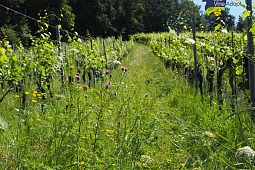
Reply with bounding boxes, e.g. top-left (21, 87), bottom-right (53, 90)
top-left (56, 26), bottom-right (65, 90)
top-left (246, 0), bottom-right (255, 120)
top-left (192, 17), bottom-right (198, 90)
